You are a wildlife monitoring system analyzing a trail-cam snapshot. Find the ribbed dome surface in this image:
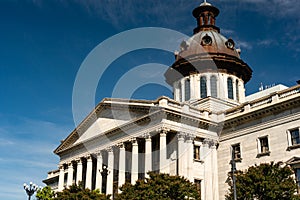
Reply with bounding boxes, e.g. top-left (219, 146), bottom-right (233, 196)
top-left (179, 30), bottom-right (240, 59)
